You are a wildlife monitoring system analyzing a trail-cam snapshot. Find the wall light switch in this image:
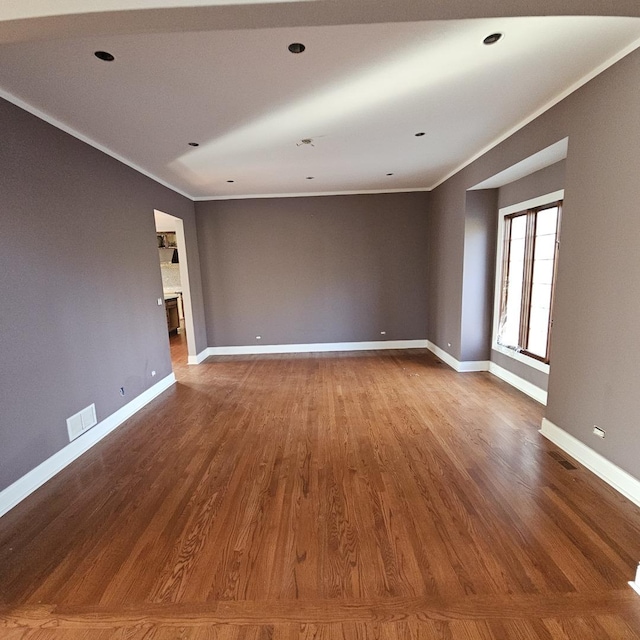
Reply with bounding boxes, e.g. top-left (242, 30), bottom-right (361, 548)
top-left (157, 298), bottom-right (163, 306)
